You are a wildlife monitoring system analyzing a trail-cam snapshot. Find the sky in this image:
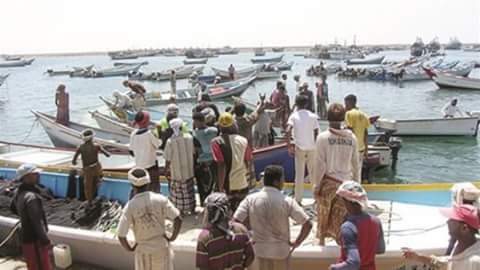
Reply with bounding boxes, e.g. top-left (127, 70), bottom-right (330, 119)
top-left (1, 0), bottom-right (479, 54)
